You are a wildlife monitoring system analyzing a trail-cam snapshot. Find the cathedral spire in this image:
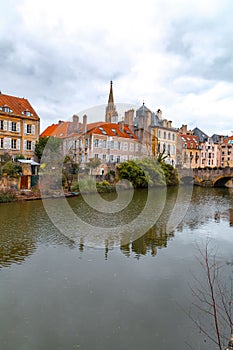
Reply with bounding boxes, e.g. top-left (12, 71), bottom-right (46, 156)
top-left (108, 80), bottom-right (114, 104)
top-left (105, 80), bottom-right (118, 123)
